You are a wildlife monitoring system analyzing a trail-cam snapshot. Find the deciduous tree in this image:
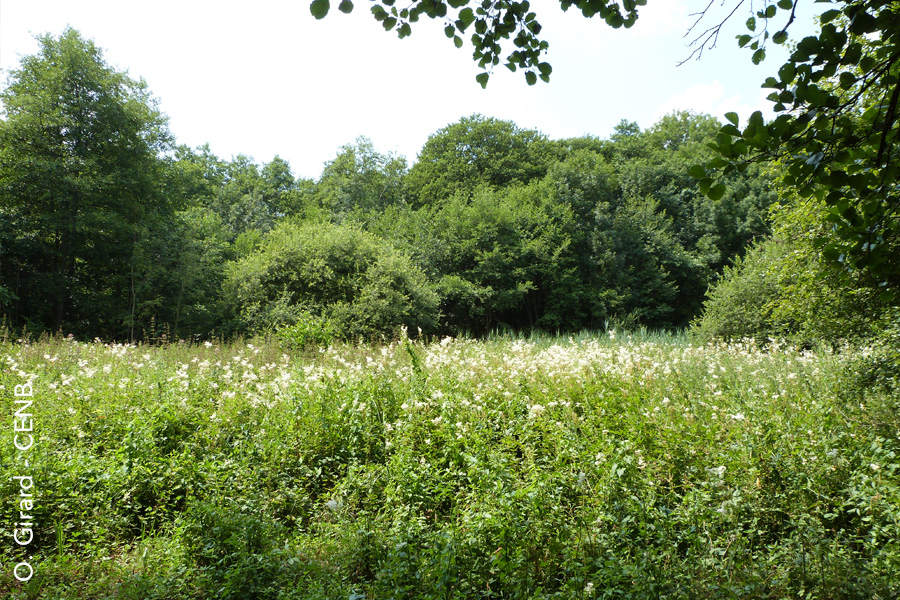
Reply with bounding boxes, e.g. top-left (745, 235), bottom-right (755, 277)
top-left (0, 28), bottom-right (170, 336)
